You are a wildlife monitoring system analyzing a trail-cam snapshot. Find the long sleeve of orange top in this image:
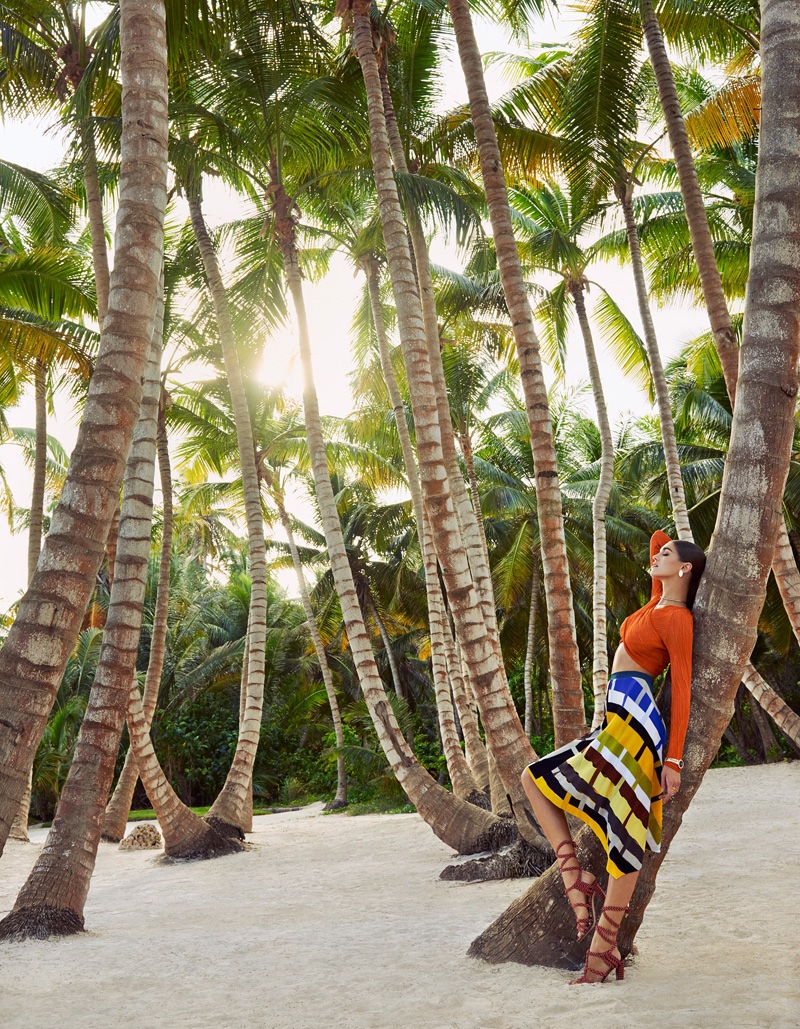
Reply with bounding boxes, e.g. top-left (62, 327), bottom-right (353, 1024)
top-left (662, 611), bottom-right (693, 762)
